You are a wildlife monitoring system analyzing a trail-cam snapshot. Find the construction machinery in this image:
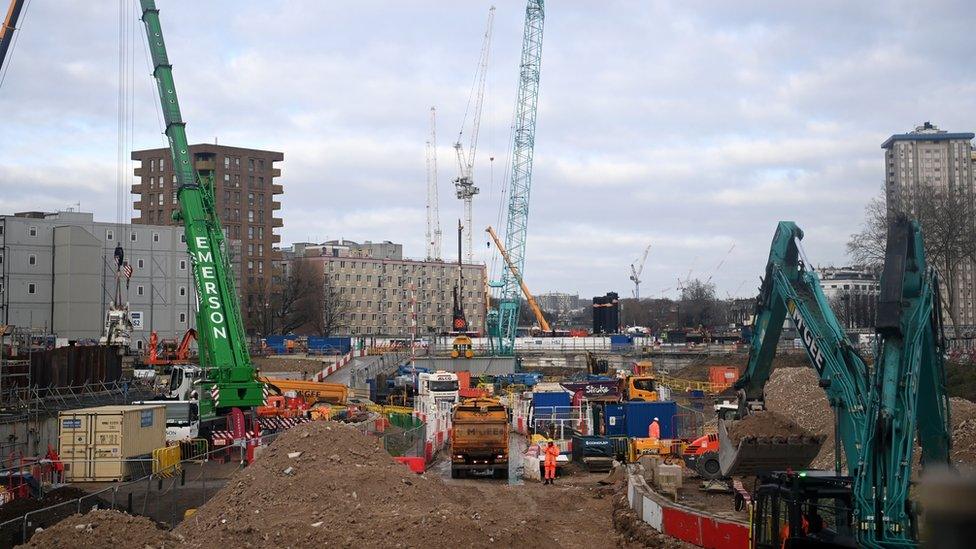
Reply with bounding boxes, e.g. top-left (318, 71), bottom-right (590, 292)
top-left (486, 225), bottom-right (550, 333)
top-left (256, 377), bottom-right (349, 407)
top-left (622, 374), bottom-right (659, 401)
top-left (0, 0), bottom-right (25, 72)
top-left (138, 1), bottom-right (265, 421)
top-left (425, 106), bottom-right (442, 261)
top-left (721, 217), bottom-right (951, 548)
top-left (453, 6), bottom-right (495, 264)
top-left (489, 0), bottom-right (545, 356)
top-left (451, 397), bottom-right (509, 479)
top-left (146, 329), bottom-right (197, 367)
top-left (629, 243), bottom-right (651, 300)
